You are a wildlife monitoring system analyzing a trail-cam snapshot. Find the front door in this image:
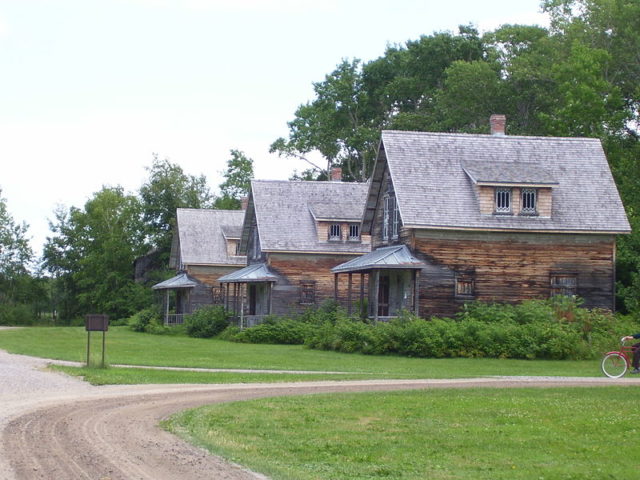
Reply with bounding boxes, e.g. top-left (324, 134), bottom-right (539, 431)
top-left (248, 285), bottom-right (257, 315)
top-left (378, 275), bottom-right (390, 317)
